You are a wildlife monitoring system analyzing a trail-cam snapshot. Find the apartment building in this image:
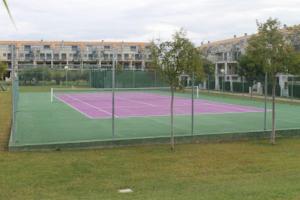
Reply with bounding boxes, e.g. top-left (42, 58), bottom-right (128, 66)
top-left (200, 25), bottom-right (300, 96)
top-left (0, 40), bottom-right (152, 70)
top-left (200, 34), bottom-right (249, 91)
